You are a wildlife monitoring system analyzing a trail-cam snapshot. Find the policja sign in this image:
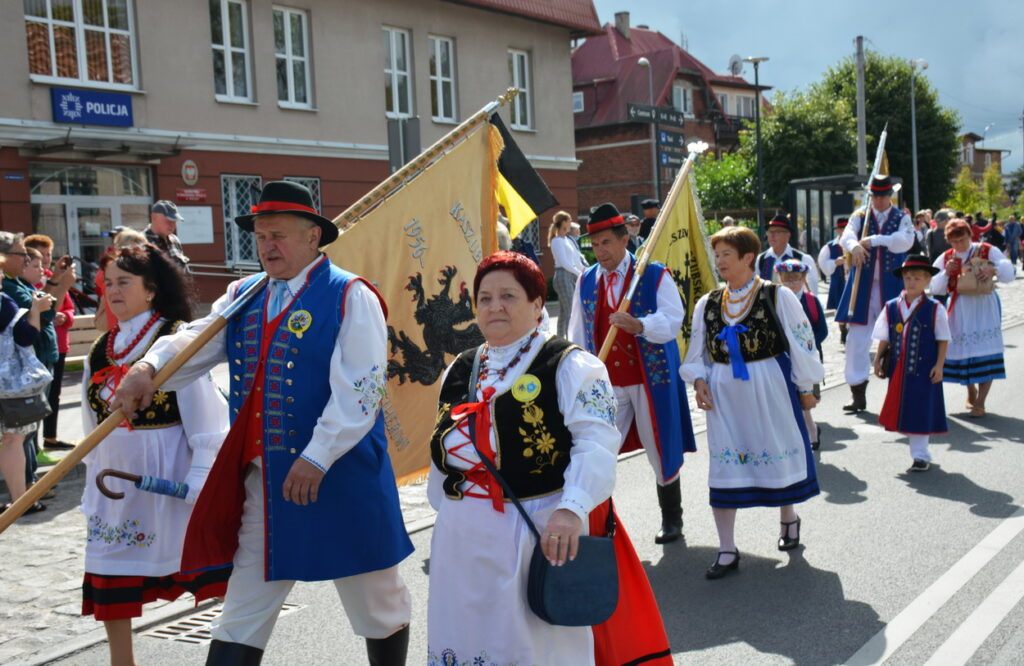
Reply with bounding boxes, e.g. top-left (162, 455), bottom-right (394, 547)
top-left (50, 87), bottom-right (134, 127)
